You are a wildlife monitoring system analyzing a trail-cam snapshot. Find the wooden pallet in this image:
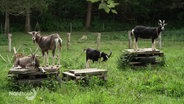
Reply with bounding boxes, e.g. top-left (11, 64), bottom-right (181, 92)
top-left (62, 68), bottom-right (108, 81)
top-left (8, 65), bottom-right (61, 84)
top-left (122, 48), bottom-right (165, 66)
